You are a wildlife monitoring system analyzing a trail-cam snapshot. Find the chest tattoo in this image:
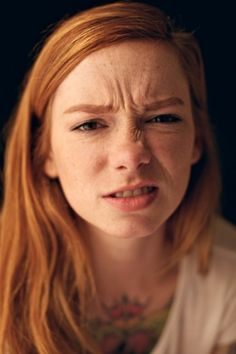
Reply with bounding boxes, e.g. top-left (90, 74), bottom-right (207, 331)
top-left (85, 294), bottom-right (172, 354)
